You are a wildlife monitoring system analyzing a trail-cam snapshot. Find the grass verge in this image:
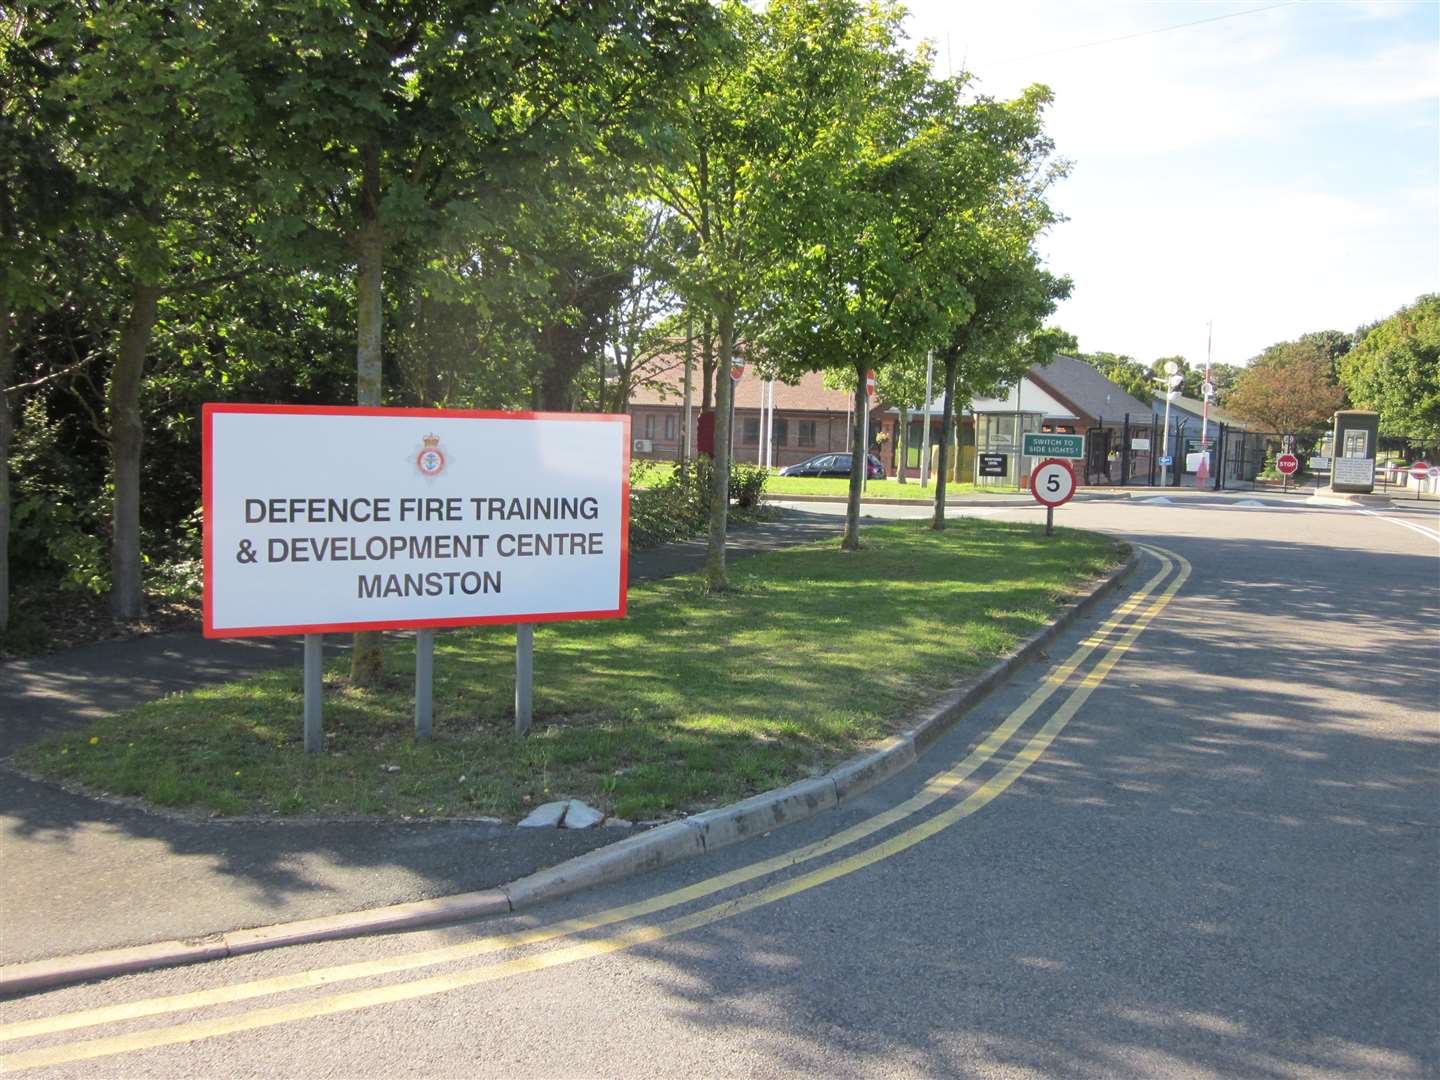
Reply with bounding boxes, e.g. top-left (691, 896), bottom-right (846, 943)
top-left (17, 519), bottom-right (1122, 823)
